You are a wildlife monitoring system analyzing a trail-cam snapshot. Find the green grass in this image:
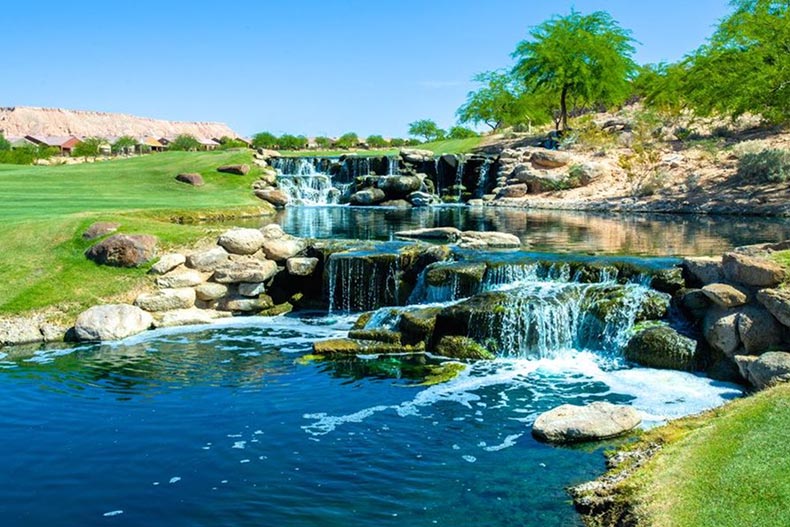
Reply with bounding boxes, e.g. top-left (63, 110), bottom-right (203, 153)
top-left (0, 151), bottom-right (274, 318)
top-left (280, 148), bottom-right (398, 158)
top-left (278, 137), bottom-right (484, 158)
top-left (419, 137), bottom-right (484, 154)
top-left (626, 384), bottom-right (790, 527)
